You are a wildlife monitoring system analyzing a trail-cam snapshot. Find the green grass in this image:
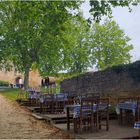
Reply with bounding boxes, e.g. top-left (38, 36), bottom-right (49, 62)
top-left (0, 88), bottom-right (21, 101)
top-left (0, 86), bottom-right (61, 101)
